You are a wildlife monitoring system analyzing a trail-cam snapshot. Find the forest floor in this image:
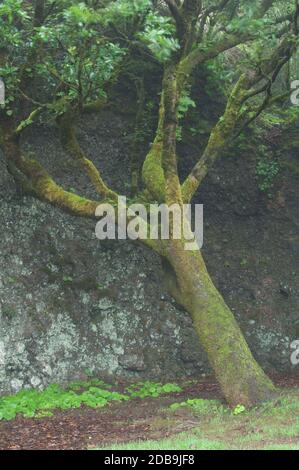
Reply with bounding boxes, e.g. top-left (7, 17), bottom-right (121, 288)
top-left (0, 375), bottom-right (298, 450)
